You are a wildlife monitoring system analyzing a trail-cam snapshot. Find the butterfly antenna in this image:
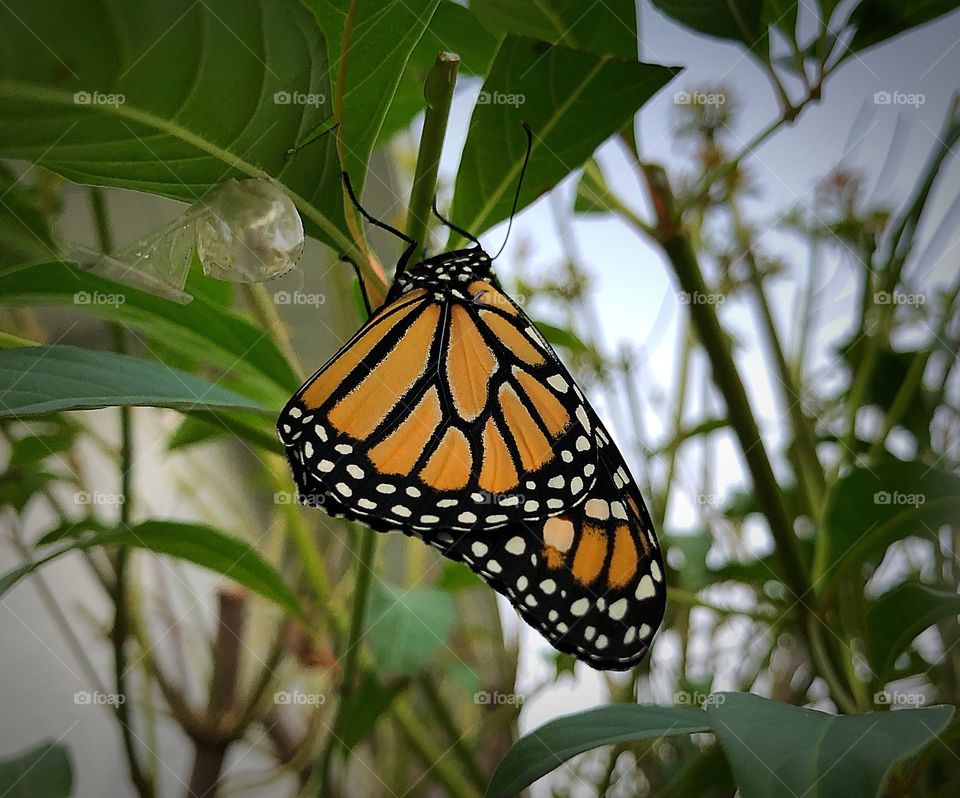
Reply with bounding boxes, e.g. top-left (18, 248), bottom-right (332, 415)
top-left (492, 121), bottom-right (534, 260)
top-left (342, 172), bottom-right (417, 247)
top-left (431, 197), bottom-right (481, 247)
